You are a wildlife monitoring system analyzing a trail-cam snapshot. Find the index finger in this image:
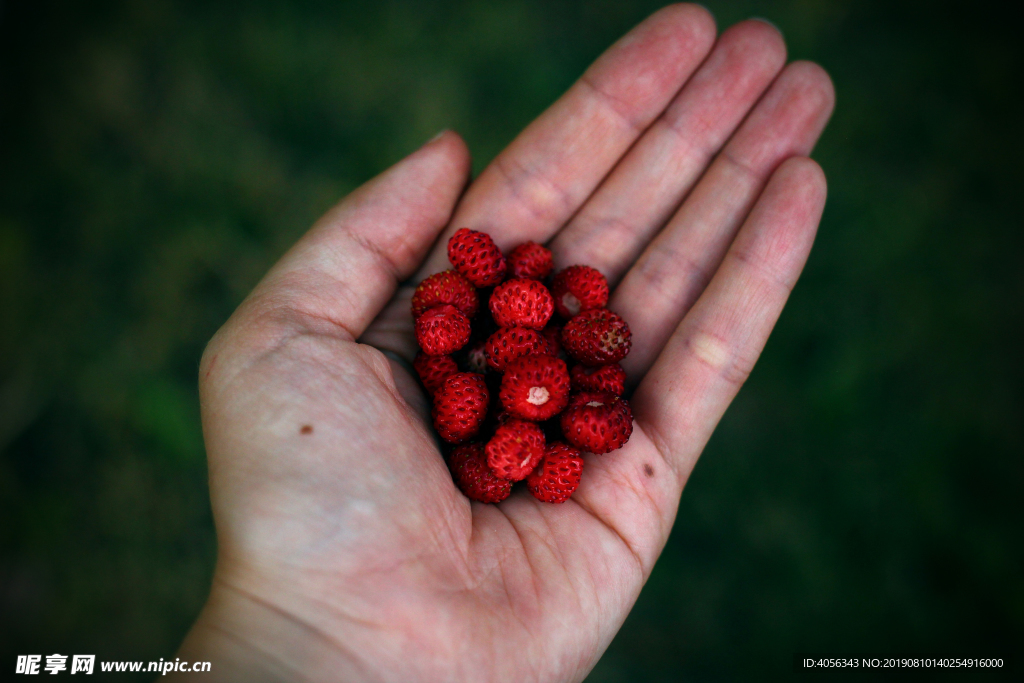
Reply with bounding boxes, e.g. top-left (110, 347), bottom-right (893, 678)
top-left (416, 3), bottom-right (716, 277)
